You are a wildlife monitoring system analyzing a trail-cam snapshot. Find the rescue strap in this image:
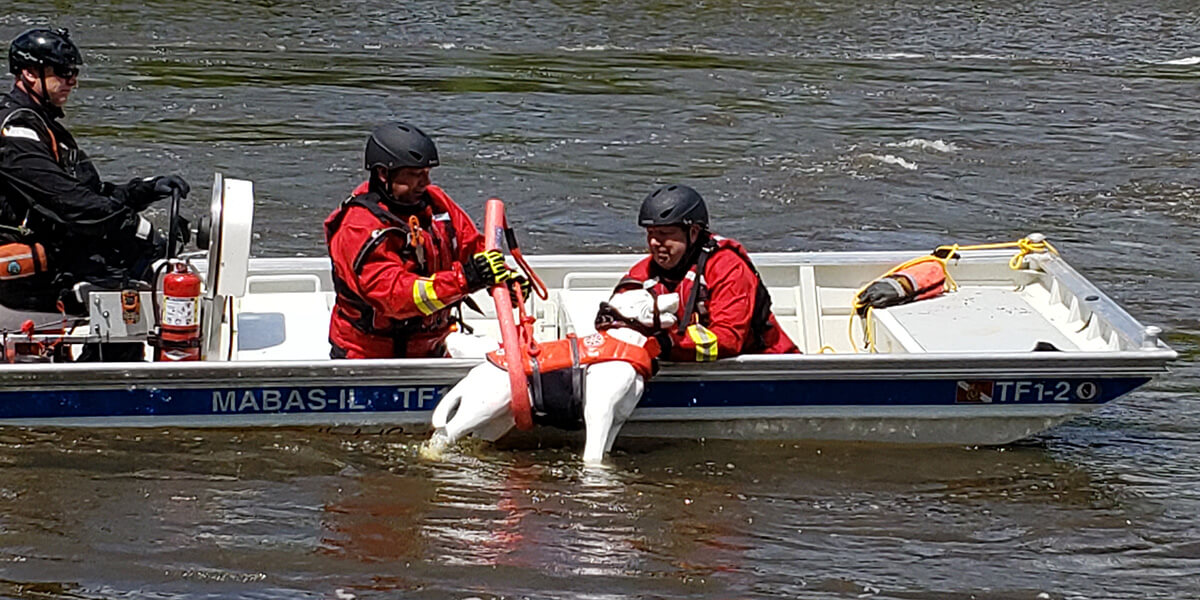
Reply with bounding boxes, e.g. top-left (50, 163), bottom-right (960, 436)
top-left (486, 331), bottom-right (659, 428)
